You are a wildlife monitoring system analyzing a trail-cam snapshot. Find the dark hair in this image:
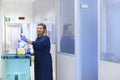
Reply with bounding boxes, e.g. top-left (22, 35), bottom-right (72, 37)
top-left (63, 24), bottom-right (72, 34)
top-left (37, 23), bottom-right (46, 30)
